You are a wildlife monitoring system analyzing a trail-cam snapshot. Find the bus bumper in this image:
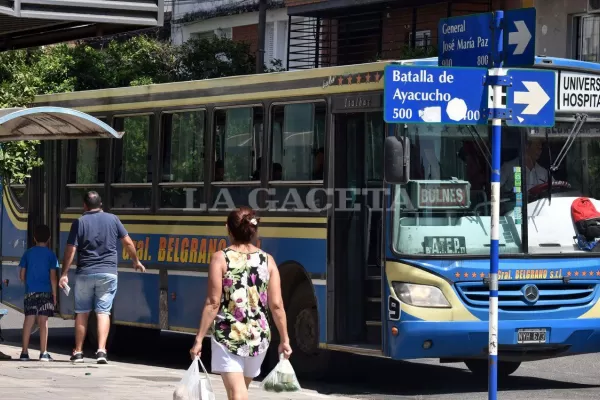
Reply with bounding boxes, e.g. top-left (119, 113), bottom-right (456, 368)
top-left (390, 318), bottom-right (600, 361)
